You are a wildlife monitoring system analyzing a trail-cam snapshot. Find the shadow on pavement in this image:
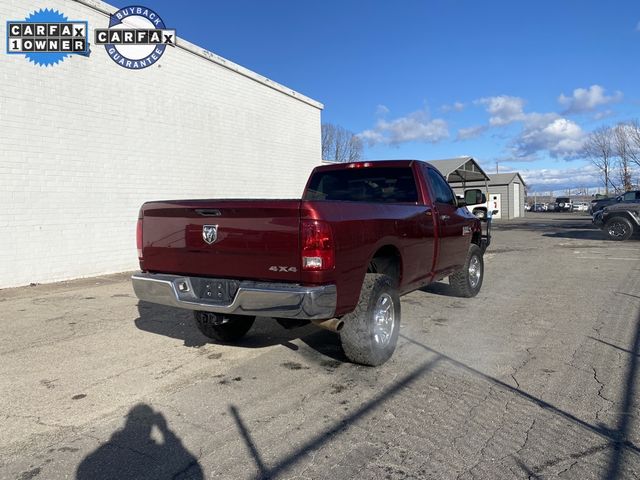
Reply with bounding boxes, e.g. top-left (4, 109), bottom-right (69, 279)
top-left (418, 281), bottom-right (457, 297)
top-left (135, 302), bottom-right (208, 347)
top-left (493, 217), bottom-right (595, 233)
top-left (224, 327), bottom-right (640, 479)
top-left (603, 311), bottom-right (640, 479)
top-left (229, 355), bottom-right (444, 479)
top-left (134, 302), bottom-right (347, 362)
top-left (542, 230), bottom-right (606, 240)
top-left (76, 404), bottom-right (203, 480)
top-left (401, 332), bottom-right (640, 480)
